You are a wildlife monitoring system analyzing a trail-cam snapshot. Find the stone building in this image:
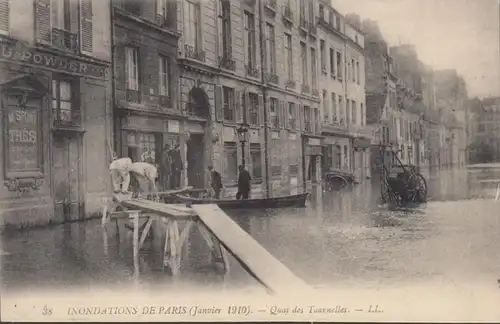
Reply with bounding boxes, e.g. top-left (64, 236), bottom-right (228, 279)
top-left (467, 97), bottom-right (500, 163)
top-left (111, 0), bottom-right (182, 190)
top-left (0, 0), bottom-right (111, 228)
